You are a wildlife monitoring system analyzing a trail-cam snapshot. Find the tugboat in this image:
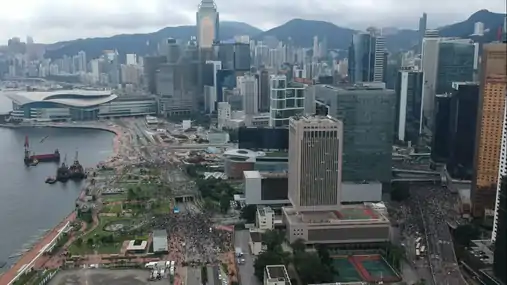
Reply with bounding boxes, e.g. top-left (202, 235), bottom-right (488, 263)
top-left (69, 150), bottom-right (86, 181)
top-left (45, 176), bottom-right (57, 184)
top-left (56, 155), bottom-right (71, 182)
